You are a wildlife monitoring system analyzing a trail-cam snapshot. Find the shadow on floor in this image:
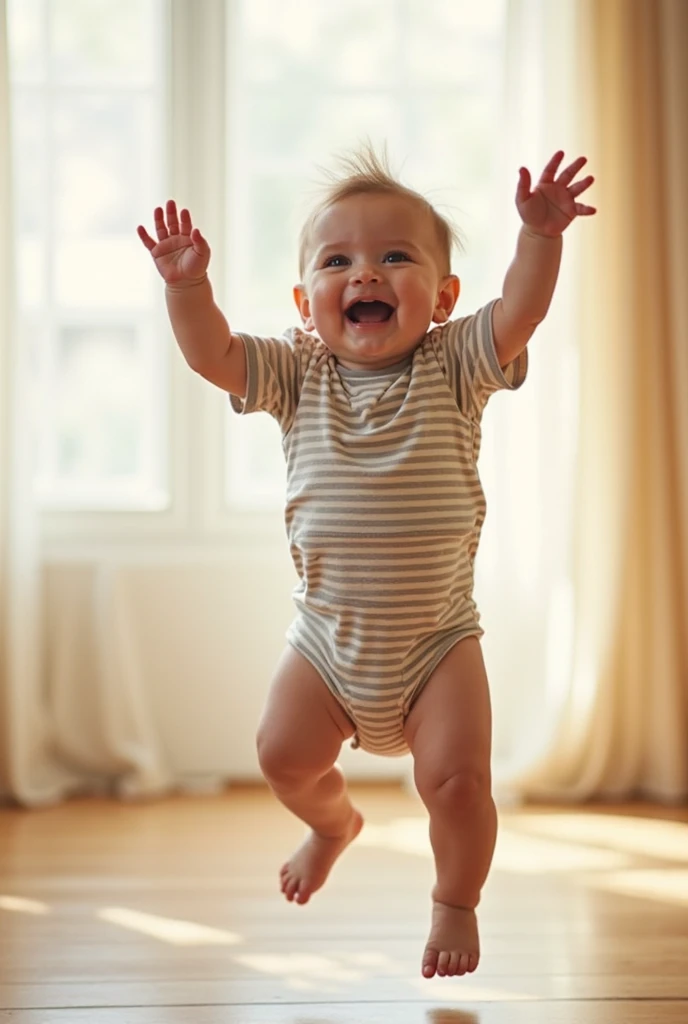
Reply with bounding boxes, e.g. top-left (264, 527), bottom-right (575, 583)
top-left (426, 1011), bottom-right (480, 1024)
